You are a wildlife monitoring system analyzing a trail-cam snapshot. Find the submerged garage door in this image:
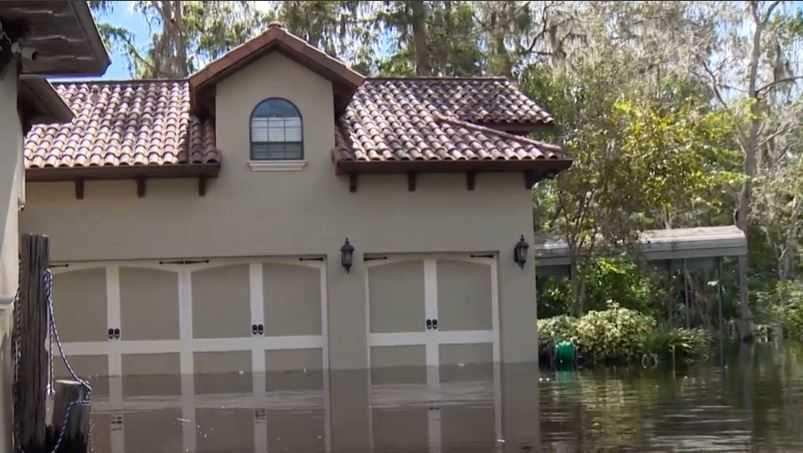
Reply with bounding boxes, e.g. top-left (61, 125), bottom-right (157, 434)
top-left (53, 258), bottom-right (328, 377)
top-left (52, 257), bottom-right (330, 452)
top-left (365, 254), bottom-right (502, 452)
